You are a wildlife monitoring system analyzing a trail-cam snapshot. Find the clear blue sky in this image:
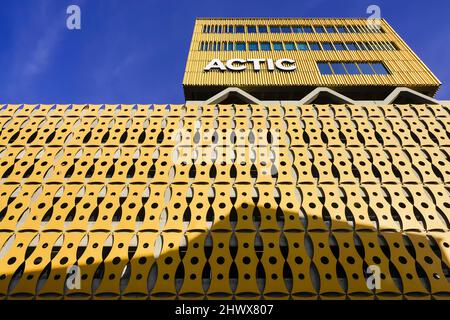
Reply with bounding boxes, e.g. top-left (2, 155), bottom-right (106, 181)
top-left (0, 0), bottom-right (448, 103)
